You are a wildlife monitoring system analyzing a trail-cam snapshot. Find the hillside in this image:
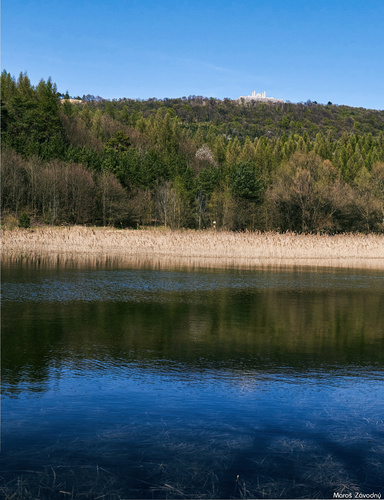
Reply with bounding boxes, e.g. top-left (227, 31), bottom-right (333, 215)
top-left (92, 94), bottom-right (384, 140)
top-left (1, 71), bottom-right (384, 233)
